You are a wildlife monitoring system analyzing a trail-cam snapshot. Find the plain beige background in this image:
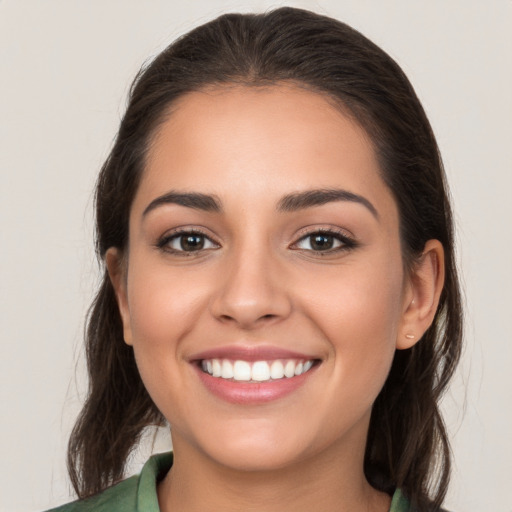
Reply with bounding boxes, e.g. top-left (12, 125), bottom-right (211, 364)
top-left (1, 1), bottom-right (511, 511)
